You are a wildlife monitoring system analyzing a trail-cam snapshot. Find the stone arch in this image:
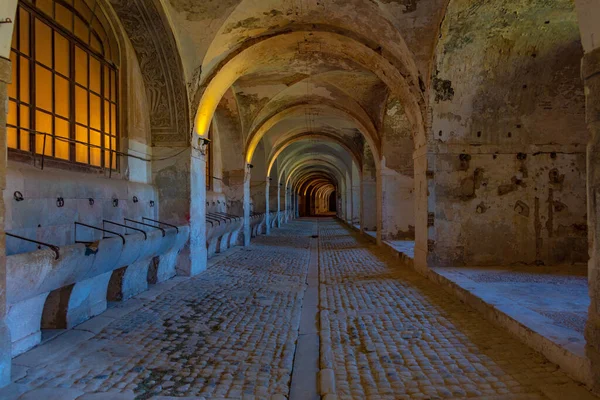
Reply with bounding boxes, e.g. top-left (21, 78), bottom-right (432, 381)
top-left (109, 0), bottom-right (190, 145)
top-left (247, 102), bottom-right (379, 165)
top-left (193, 30), bottom-right (426, 149)
top-left (268, 132), bottom-right (361, 177)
